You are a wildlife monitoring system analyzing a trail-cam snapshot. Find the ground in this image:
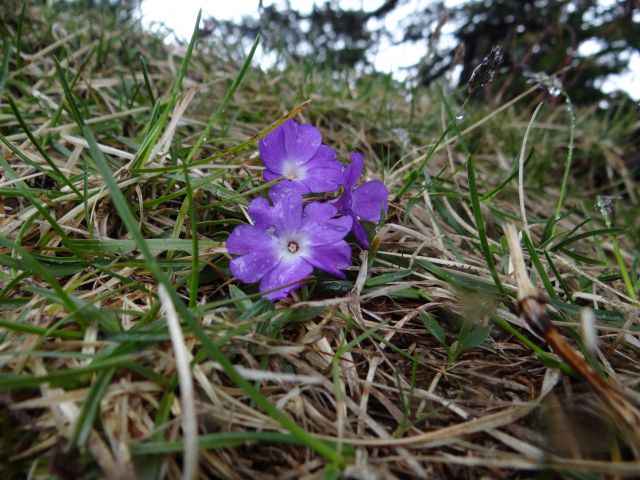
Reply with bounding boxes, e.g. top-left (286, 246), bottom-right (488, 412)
top-left (1, 3), bottom-right (639, 479)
